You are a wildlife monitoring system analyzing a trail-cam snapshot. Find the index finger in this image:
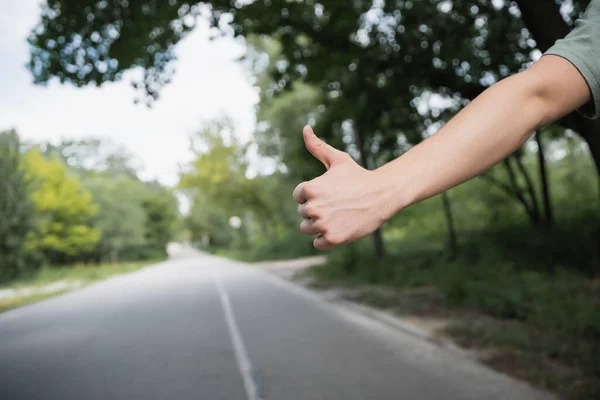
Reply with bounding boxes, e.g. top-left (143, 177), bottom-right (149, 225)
top-left (293, 182), bottom-right (308, 204)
